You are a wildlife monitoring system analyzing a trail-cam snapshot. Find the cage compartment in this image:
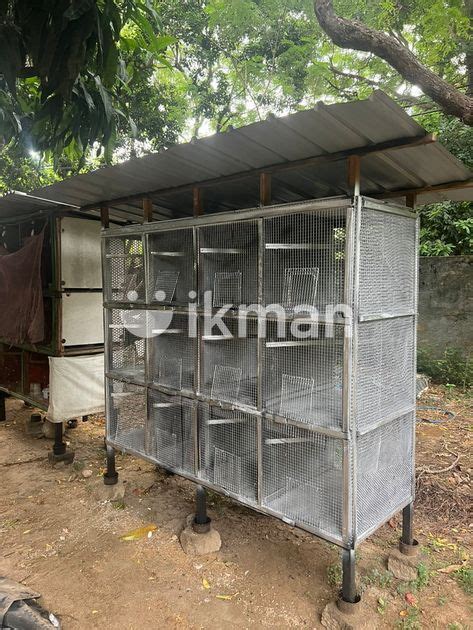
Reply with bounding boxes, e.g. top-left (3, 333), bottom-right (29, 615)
top-left (146, 390), bottom-right (194, 474)
top-left (199, 404), bottom-right (257, 502)
top-left (148, 310), bottom-right (196, 393)
top-left (359, 209), bottom-right (417, 318)
top-left (355, 317), bottom-right (415, 433)
top-left (106, 309), bottom-right (146, 384)
top-left (201, 316), bottom-right (258, 408)
top-left (263, 320), bottom-right (344, 430)
top-left (107, 379), bottom-right (146, 453)
top-left (356, 412), bottom-right (414, 538)
top-left (147, 228), bottom-right (194, 305)
top-left (199, 220), bottom-right (258, 308)
top-left (263, 210), bottom-right (346, 315)
top-left (104, 236), bottom-right (145, 303)
top-left (262, 418), bottom-right (344, 539)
